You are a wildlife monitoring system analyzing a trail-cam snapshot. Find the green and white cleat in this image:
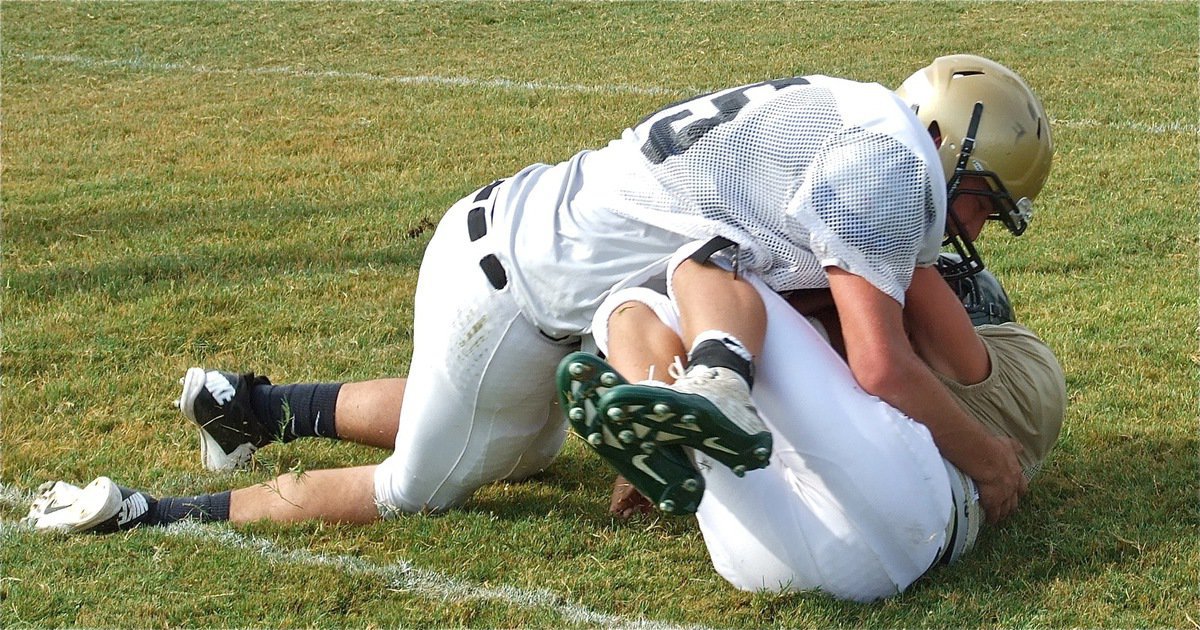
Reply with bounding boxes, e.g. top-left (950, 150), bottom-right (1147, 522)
top-left (557, 352), bottom-right (627, 447)
top-left (556, 352), bottom-right (705, 515)
top-left (597, 365), bottom-right (773, 476)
